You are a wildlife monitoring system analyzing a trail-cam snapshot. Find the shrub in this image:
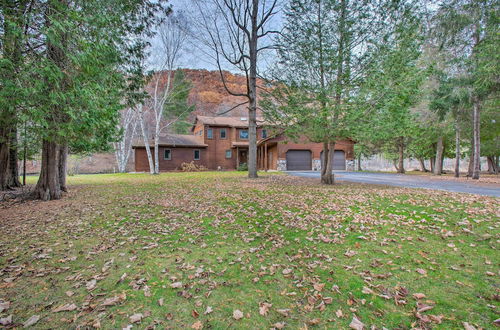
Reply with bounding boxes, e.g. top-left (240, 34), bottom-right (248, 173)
top-left (180, 161), bottom-right (207, 172)
top-left (237, 162), bottom-right (248, 171)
